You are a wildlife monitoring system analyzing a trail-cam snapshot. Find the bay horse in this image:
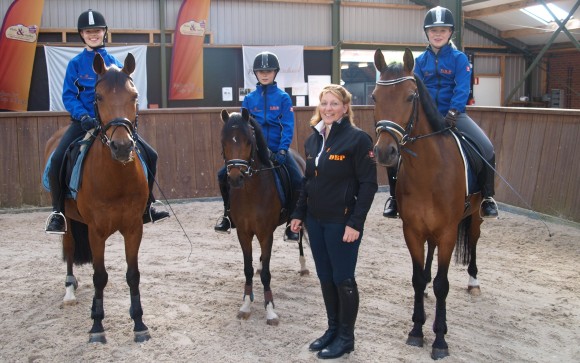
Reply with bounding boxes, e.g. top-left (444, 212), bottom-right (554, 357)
top-left (44, 53), bottom-right (151, 343)
top-left (220, 108), bottom-right (308, 325)
top-left (372, 48), bottom-right (483, 359)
